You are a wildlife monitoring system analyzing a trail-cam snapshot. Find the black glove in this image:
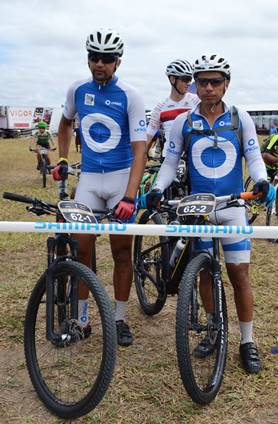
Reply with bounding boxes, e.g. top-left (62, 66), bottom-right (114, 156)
top-left (252, 179), bottom-right (269, 202)
top-left (146, 189), bottom-right (162, 210)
